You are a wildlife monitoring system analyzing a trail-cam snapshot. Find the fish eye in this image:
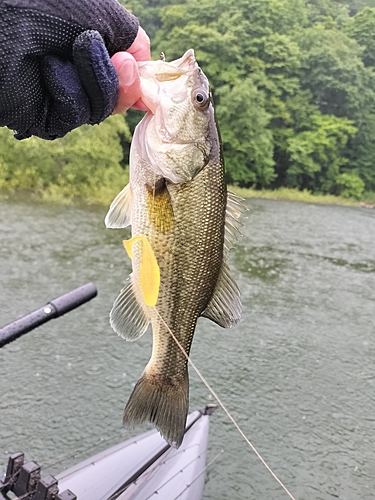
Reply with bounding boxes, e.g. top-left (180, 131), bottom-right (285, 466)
top-left (192, 89), bottom-right (210, 110)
